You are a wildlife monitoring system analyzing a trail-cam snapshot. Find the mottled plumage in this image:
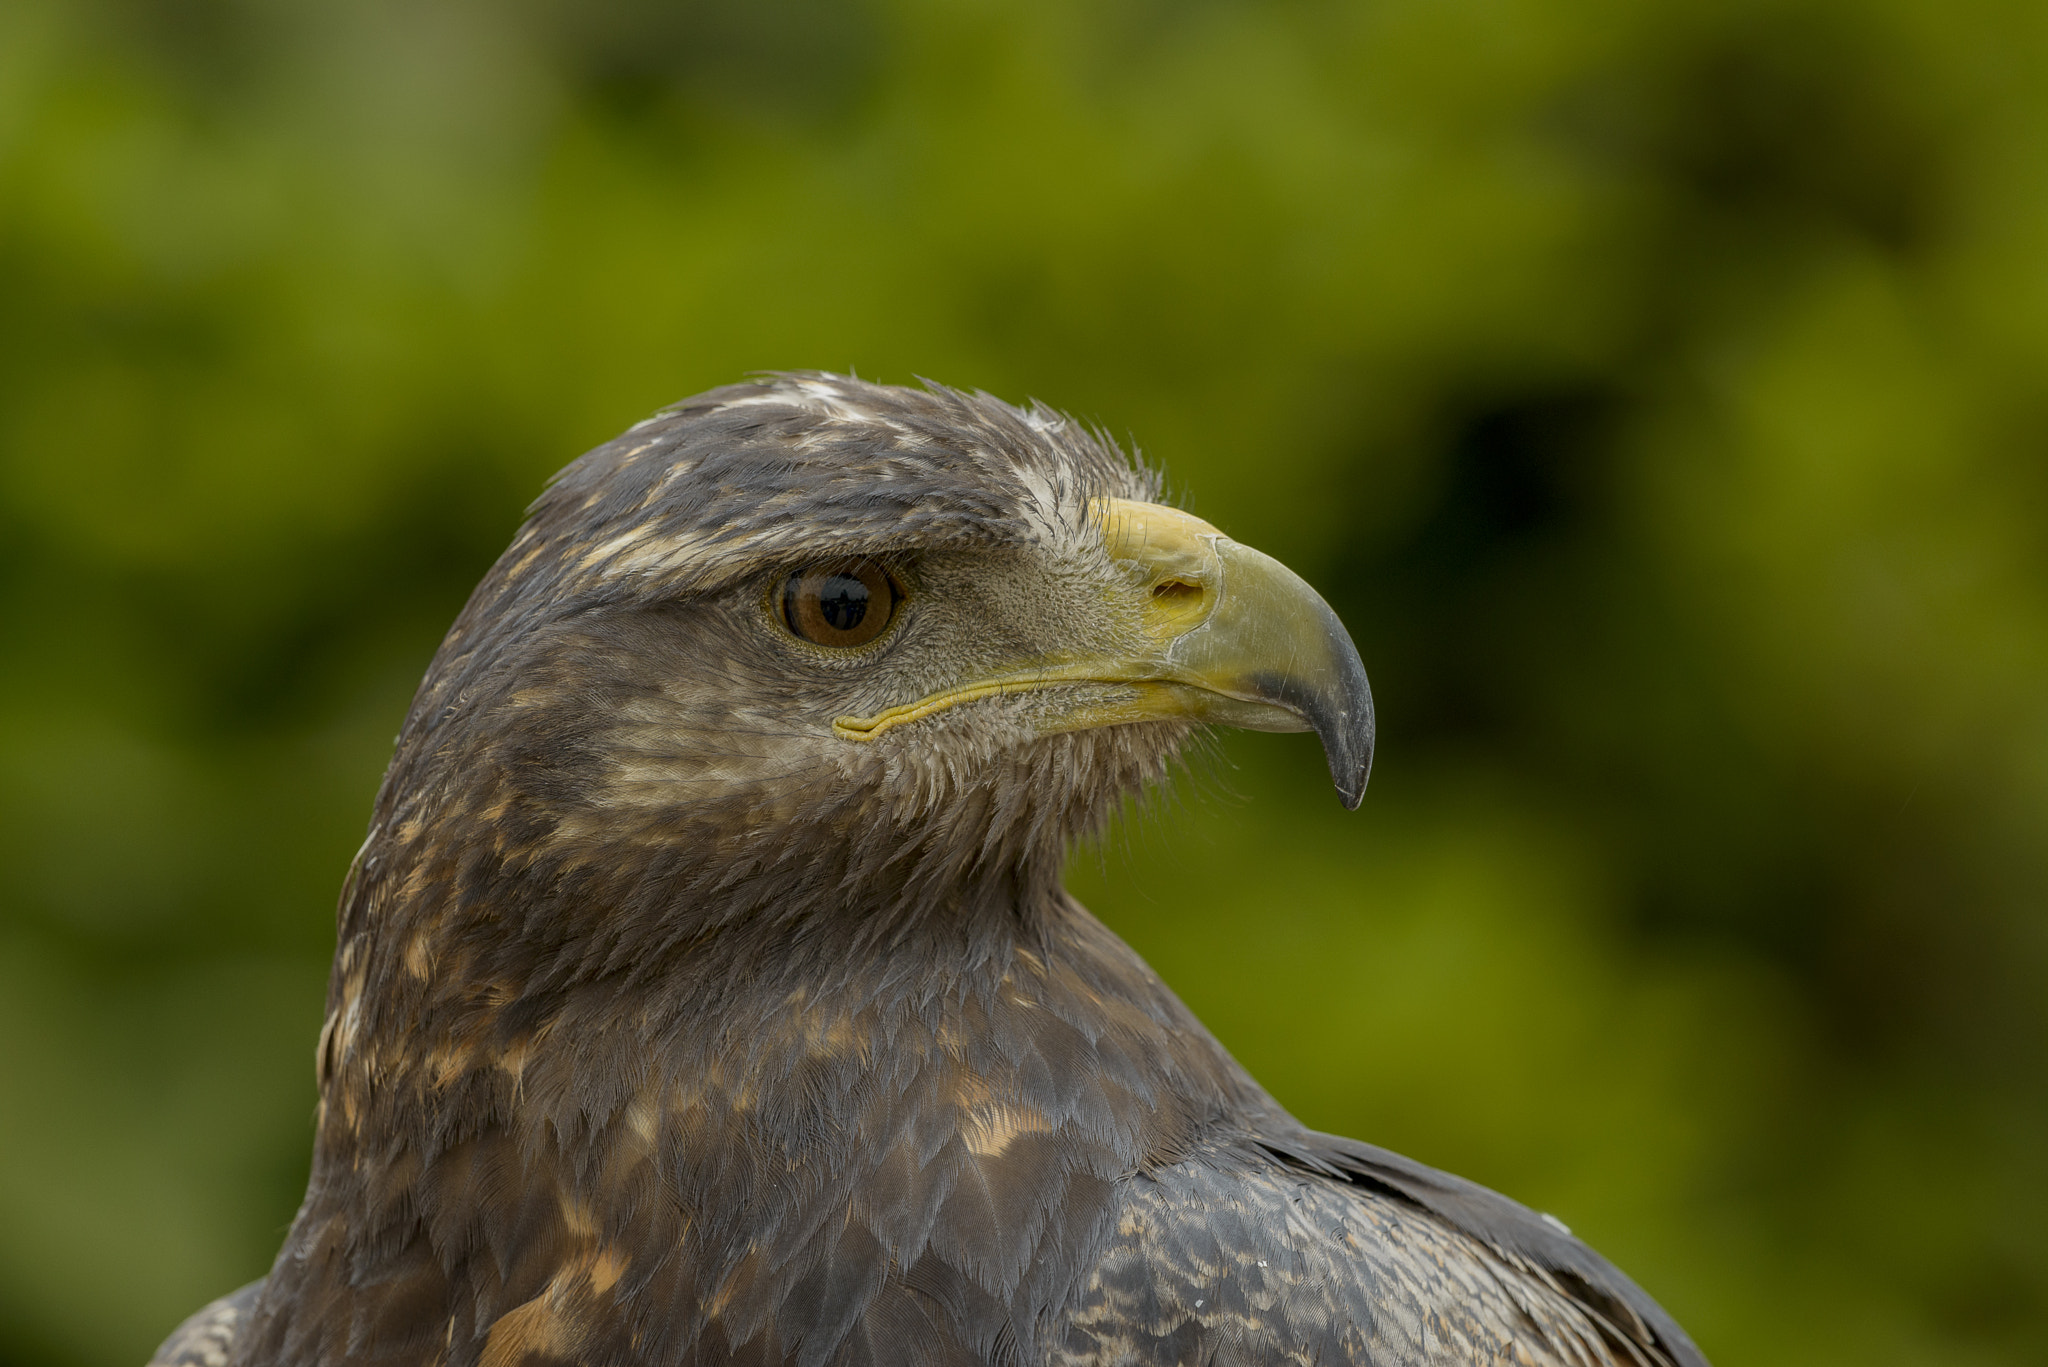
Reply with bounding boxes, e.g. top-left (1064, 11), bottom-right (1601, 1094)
top-left (153, 375), bottom-right (1705, 1367)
